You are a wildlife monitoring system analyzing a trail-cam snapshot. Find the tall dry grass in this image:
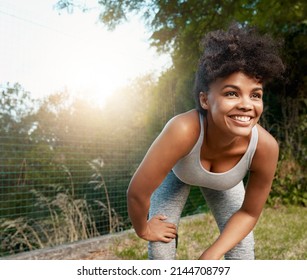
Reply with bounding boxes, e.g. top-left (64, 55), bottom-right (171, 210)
top-left (0, 158), bottom-right (123, 256)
